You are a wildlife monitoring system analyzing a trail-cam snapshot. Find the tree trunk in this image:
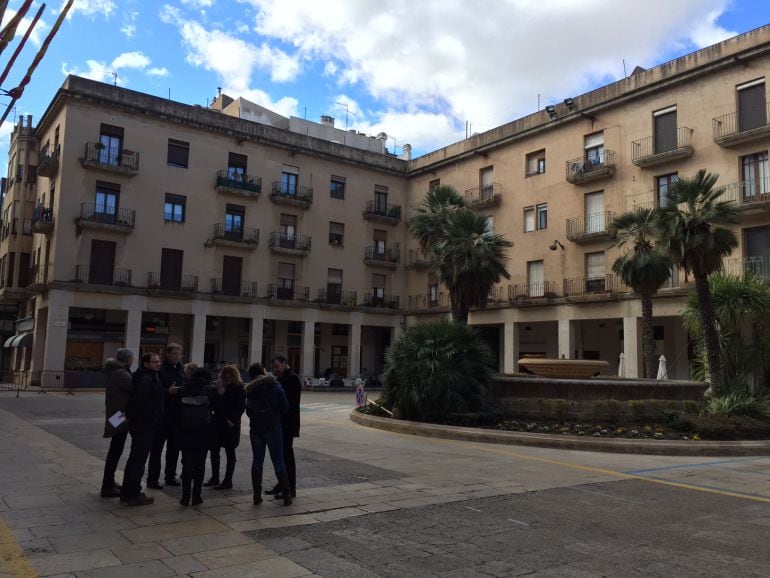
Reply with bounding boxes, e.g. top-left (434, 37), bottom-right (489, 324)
top-left (640, 291), bottom-right (656, 379)
top-left (694, 273), bottom-right (722, 396)
top-left (449, 290), bottom-right (468, 325)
